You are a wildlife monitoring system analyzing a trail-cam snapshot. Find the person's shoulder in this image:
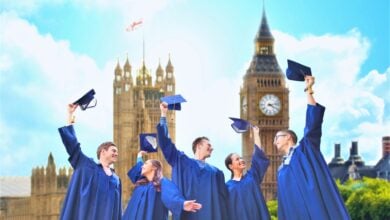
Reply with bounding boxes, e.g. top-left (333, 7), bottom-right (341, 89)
top-left (207, 163), bottom-right (224, 173)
